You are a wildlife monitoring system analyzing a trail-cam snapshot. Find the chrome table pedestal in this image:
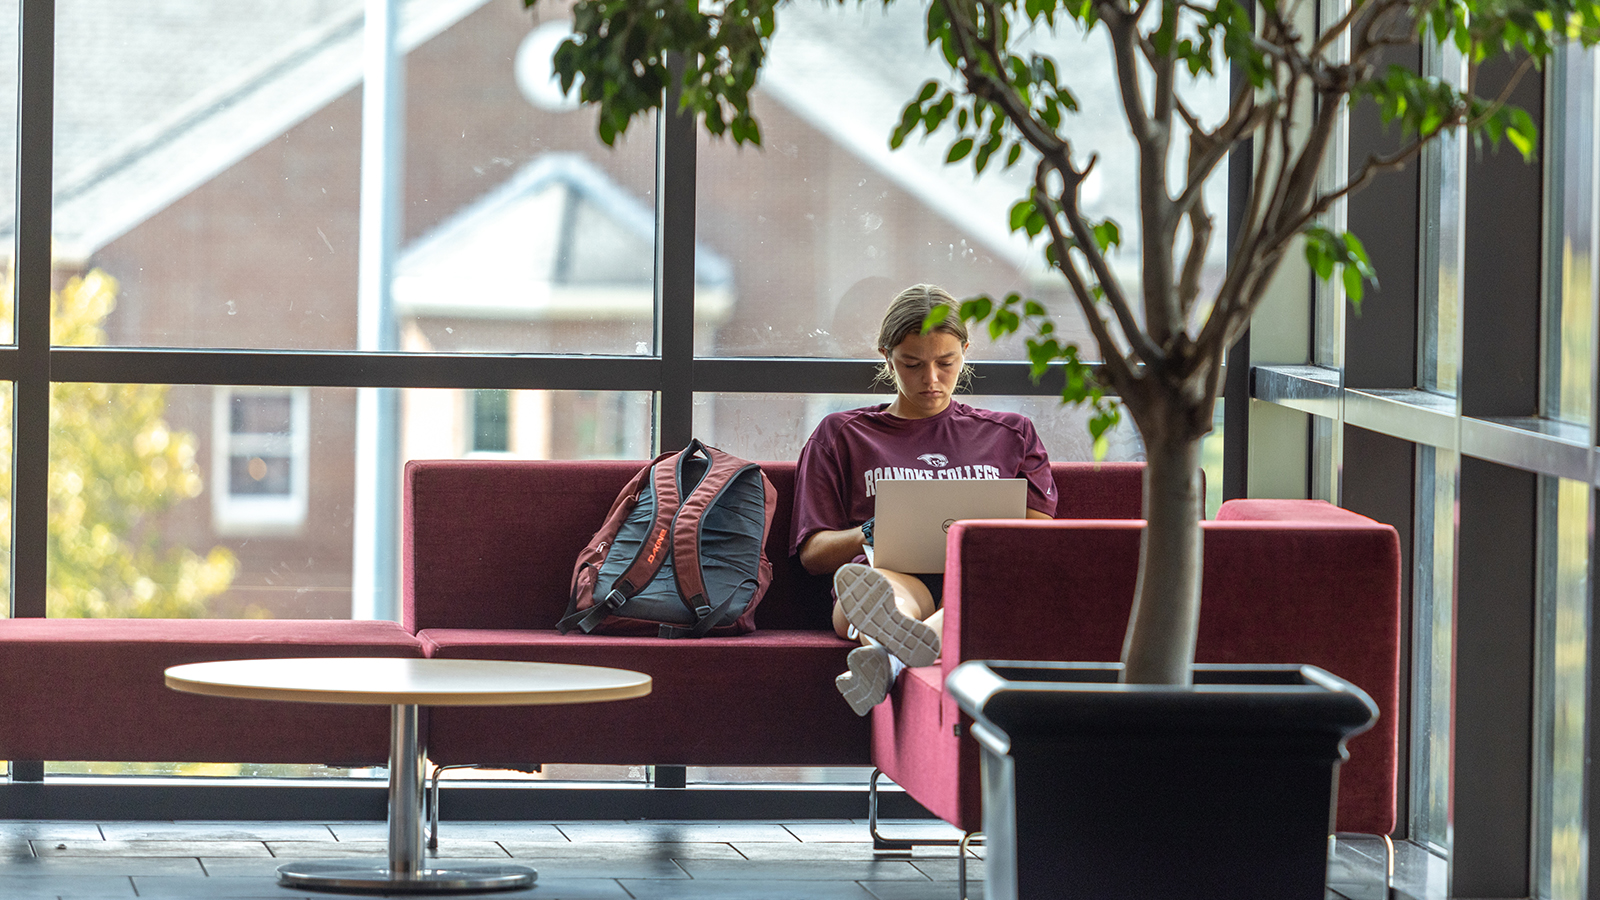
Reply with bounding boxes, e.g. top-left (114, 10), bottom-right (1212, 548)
top-left (276, 704), bottom-right (536, 893)
top-left (164, 658), bottom-right (651, 895)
